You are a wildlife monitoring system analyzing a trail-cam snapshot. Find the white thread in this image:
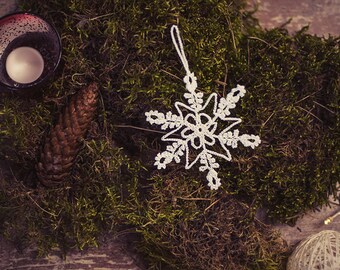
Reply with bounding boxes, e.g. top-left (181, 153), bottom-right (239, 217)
top-left (287, 230), bottom-right (340, 270)
top-left (145, 25), bottom-right (261, 190)
top-left (170, 25), bottom-right (190, 76)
